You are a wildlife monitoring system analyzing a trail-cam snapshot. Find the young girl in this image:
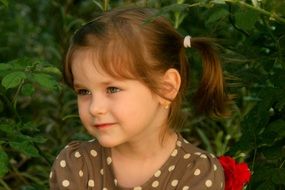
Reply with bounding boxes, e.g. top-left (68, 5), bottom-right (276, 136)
top-left (50, 7), bottom-right (229, 190)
